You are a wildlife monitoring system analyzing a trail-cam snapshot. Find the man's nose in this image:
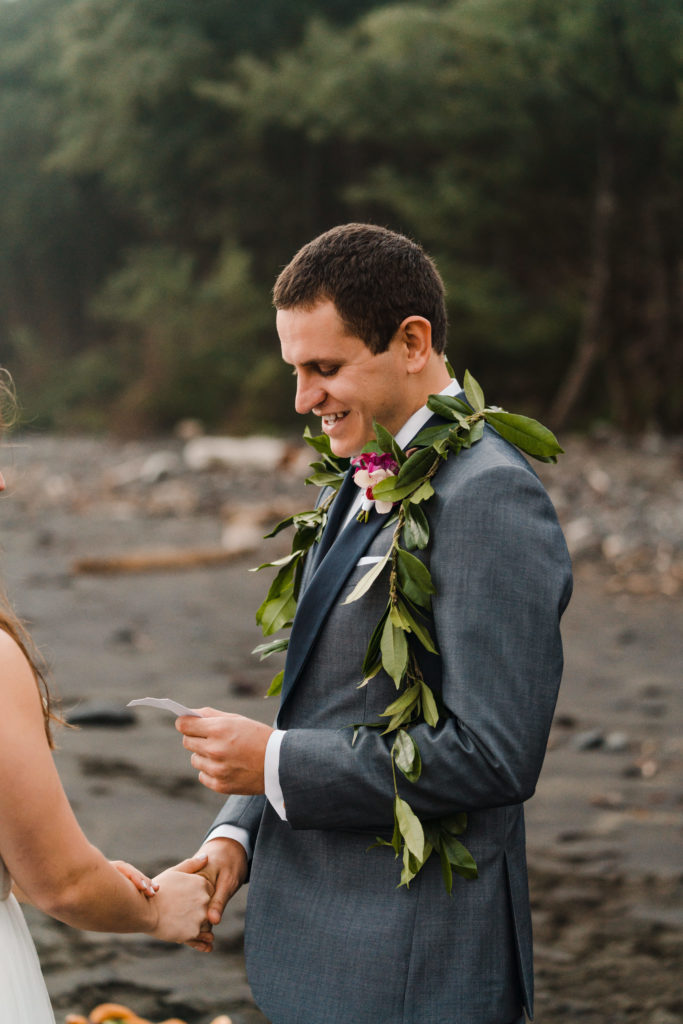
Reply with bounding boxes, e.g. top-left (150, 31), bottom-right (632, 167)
top-left (294, 374), bottom-right (326, 416)
top-left (0, 471), bottom-right (5, 492)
